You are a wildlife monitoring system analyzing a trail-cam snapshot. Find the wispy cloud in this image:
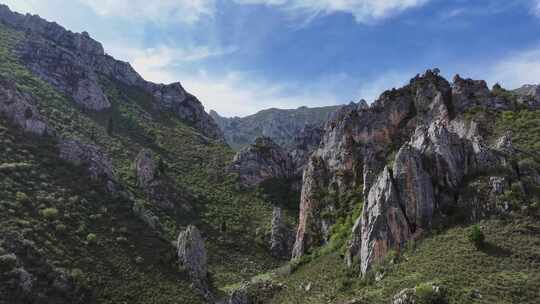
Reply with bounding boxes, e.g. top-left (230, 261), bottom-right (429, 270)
top-left (487, 46), bottom-right (540, 89)
top-left (78, 0), bottom-right (216, 24)
top-left (234, 0), bottom-right (430, 23)
top-left (115, 45), bottom-right (341, 116)
top-left (534, 0), bottom-right (540, 16)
